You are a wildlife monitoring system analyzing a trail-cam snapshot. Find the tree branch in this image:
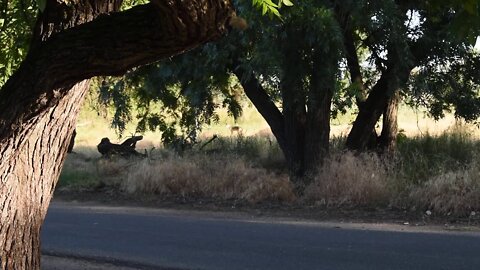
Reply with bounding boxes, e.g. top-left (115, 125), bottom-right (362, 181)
top-left (0, 0), bottom-right (234, 141)
top-left (231, 62), bottom-right (288, 153)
